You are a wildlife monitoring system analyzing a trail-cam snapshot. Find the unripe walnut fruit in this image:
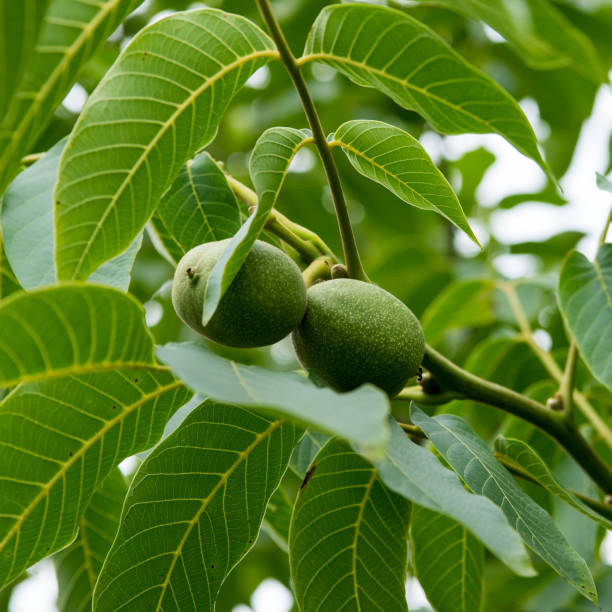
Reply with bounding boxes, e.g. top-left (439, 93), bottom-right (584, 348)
top-left (292, 279), bottom-right (425, 397)
top-left (172, 239), bottom-right (307, 348)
